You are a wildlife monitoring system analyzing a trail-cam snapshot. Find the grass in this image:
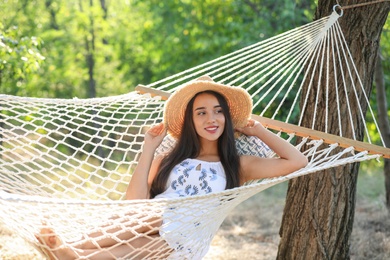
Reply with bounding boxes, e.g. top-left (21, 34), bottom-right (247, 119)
top-left (357, 161), bottom-right (386, 202)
